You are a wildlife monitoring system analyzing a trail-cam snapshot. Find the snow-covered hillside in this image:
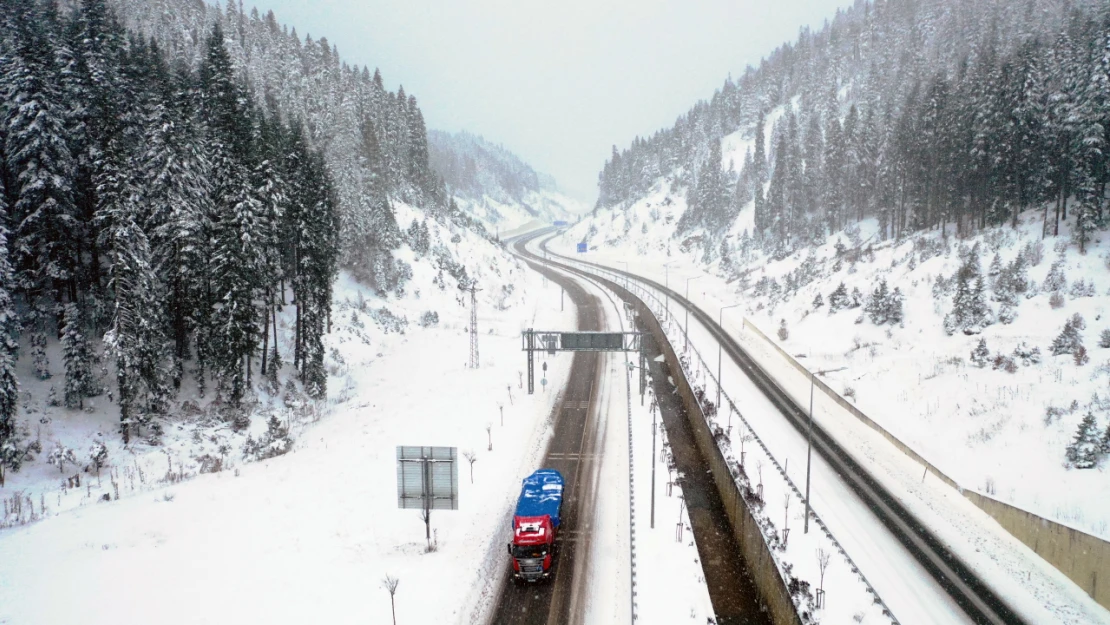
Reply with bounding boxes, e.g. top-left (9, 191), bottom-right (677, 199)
top-left (0, 201), bottom-right (531, 529)
top-left (429, 130), bottom-right (583, 232)
top-left (556, 193), bottom-right (1110, 542)
top-left (0, 224), bottom-right (577, 624)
